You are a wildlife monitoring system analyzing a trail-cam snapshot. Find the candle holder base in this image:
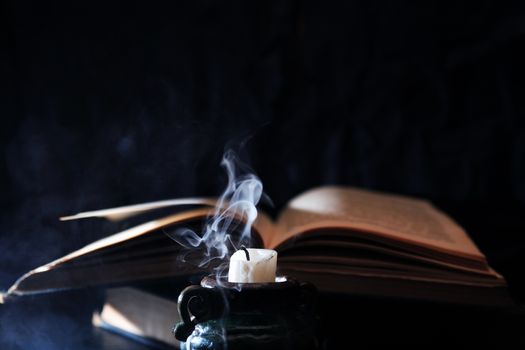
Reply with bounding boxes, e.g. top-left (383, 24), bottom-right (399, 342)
top-left (173, 275), bottom-right (318, 350)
